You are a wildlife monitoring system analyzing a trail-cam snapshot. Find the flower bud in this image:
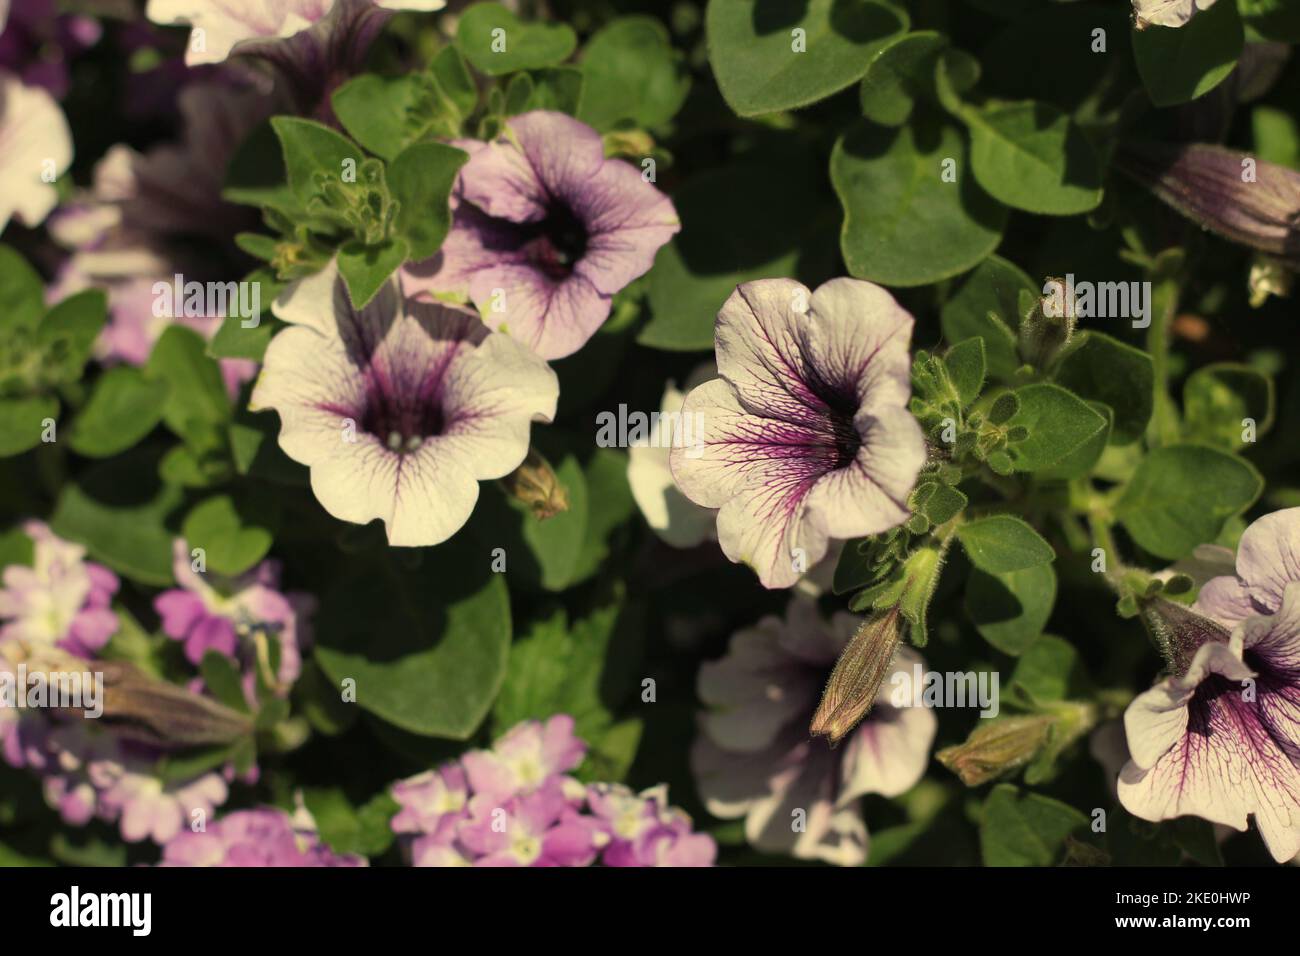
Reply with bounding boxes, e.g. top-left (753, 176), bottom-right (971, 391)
top-left (96, 660), bottom-right (254, 749)
top-left (500, 448), bottom-right (570, 520)
top-left (810, 608), bottom-right (902, 745)
top-left (1116, 141), bottom-right (1300, 269)
top-left (936, 714), bottom-right (1053, 786)
top-left (1019, 277), bottom-right (1076, 369)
